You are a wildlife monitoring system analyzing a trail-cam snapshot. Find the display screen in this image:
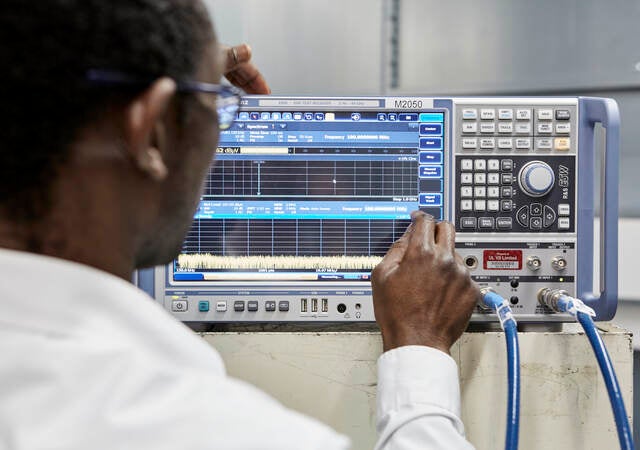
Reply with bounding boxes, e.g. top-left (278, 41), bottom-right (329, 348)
top-left (173, 103), bottom-right (445, 282)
